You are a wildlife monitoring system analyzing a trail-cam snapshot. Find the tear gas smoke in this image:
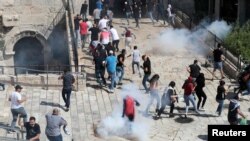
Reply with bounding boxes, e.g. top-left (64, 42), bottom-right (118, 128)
top-left (96, 84), bottom-right (152, 141)
top-left (145, 20), bottom-right (232, 57)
